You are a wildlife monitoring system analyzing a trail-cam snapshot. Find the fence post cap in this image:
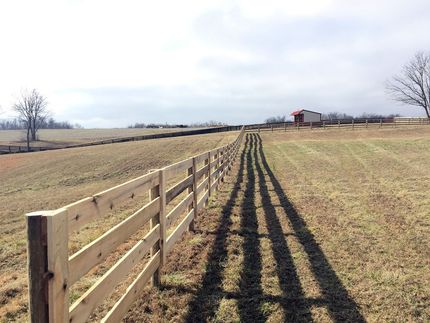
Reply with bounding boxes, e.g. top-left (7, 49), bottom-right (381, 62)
top-left (26, 208), bottom-right (67, 218)
top-left (26, 210), bottom-right (52, 217)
